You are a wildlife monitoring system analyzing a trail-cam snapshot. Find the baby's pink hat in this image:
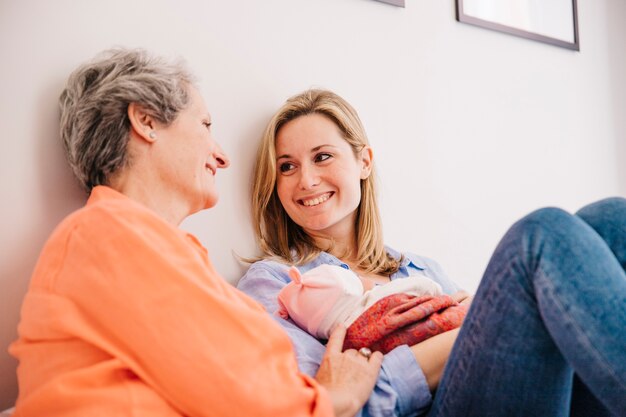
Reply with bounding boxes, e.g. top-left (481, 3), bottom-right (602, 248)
top-left (277, 265), bottom-right (363, 338)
